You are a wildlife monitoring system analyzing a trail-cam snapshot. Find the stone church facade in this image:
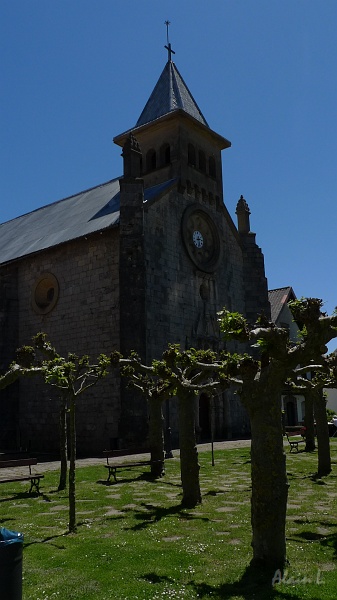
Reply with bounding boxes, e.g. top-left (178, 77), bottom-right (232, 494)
top-left (0, 55), bottom-right (270, 455)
